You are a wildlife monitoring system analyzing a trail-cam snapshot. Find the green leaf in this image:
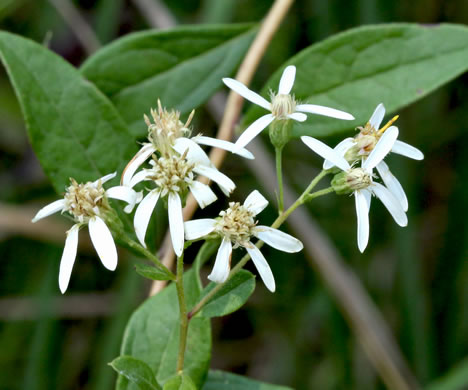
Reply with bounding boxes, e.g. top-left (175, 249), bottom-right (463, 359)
top-left (110, 356), bottom-right (161, 390)
top-left (199, 270), bottom-right (255, 318)
top-left (163, 374), bottom-right (197, 390)
top-left (0, 31), bottom-right (137, 193)
top-left (202, 370), bottom-right (293, 390)
top-left (426, 357), bottom-right (468, 390)
top-left (243, 23), bottom-right (468, 139)
top-left (191, 240), bottom-right (221, 291)
top-left (134, 263), bottom-right (176, 281)
top-left (117, 270), bottom-right (210, 390)
top-left (81, 24), bottom-right (256, 136)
